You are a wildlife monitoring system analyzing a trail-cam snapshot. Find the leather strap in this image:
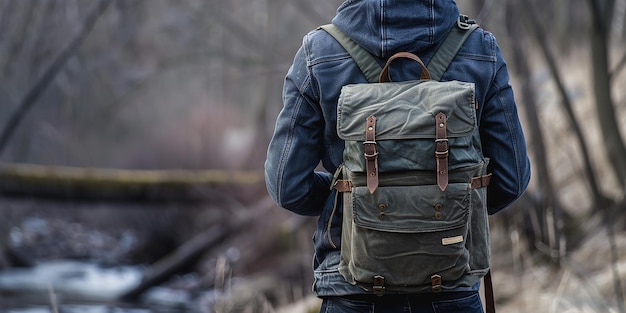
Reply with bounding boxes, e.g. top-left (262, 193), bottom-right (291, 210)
top-left (333, 179), bottom-right (353, 192)
top-left (471, 174), bottom-right (492, 189)
top-left (435, 113), bottom-right (449, 191)
top-left (373, 275), bottom-right (386, 297)
top-left (484, 270), bottom-right (496, 313)
top-left (379, 52), bottom-right (431, 83)
top-left (431, 274), bottom-right (443, 292)
top-left (364, 115), bottom-right (379, 194)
